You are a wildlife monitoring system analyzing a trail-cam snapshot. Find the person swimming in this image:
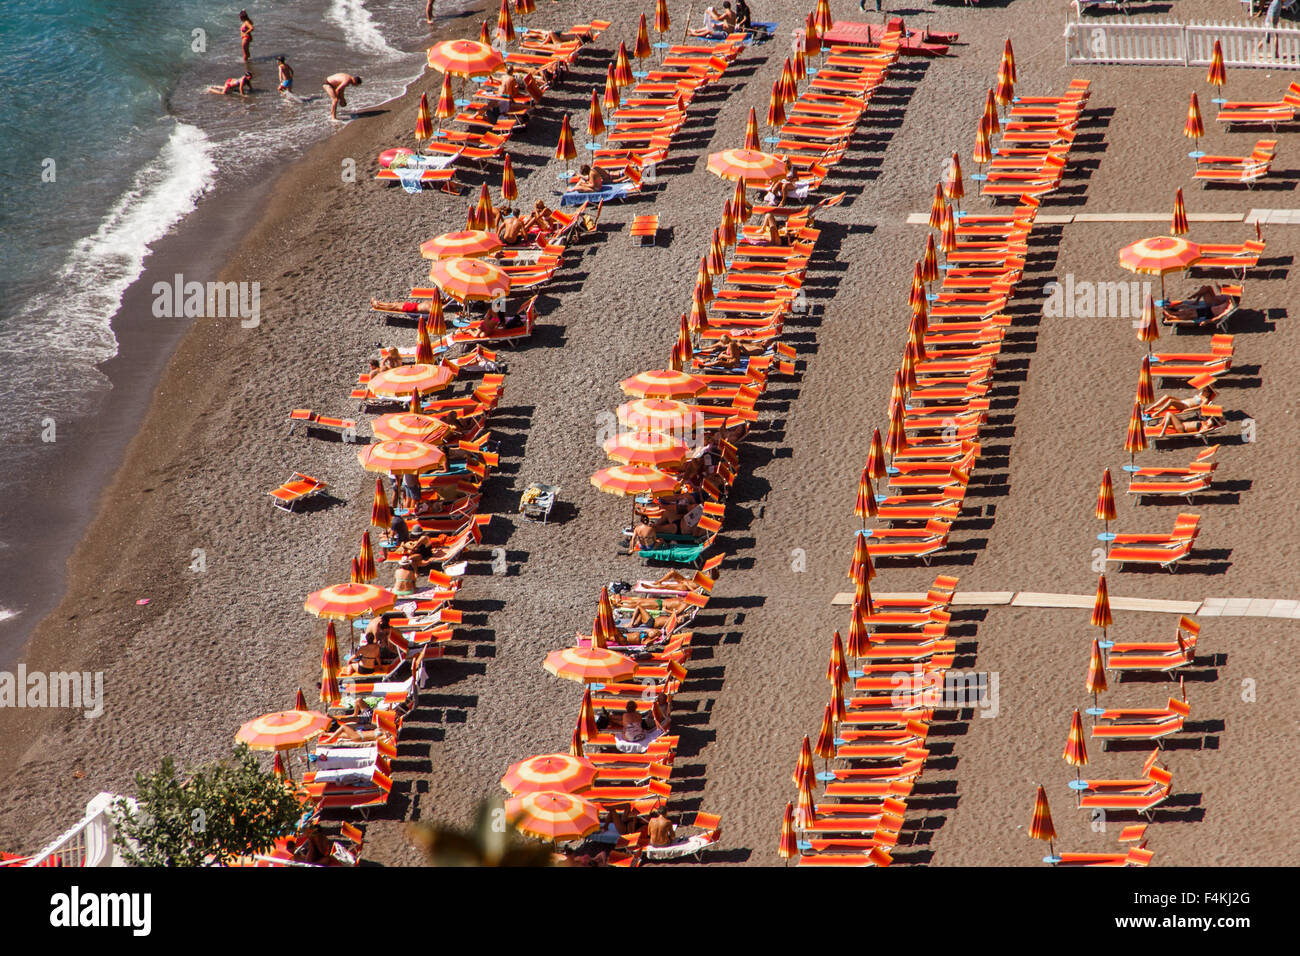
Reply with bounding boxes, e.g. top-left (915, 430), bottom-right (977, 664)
top-left (206, 73), bottom-right (253, 95)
